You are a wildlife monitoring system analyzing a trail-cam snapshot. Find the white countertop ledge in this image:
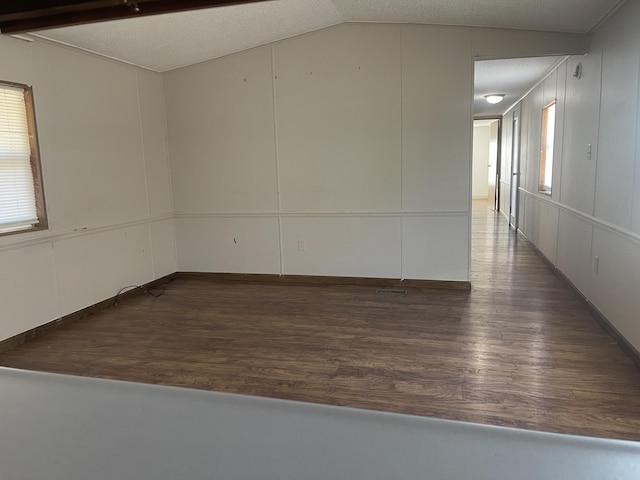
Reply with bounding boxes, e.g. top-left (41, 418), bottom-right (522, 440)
top-left (1, 366), bottom-right (638, 480)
